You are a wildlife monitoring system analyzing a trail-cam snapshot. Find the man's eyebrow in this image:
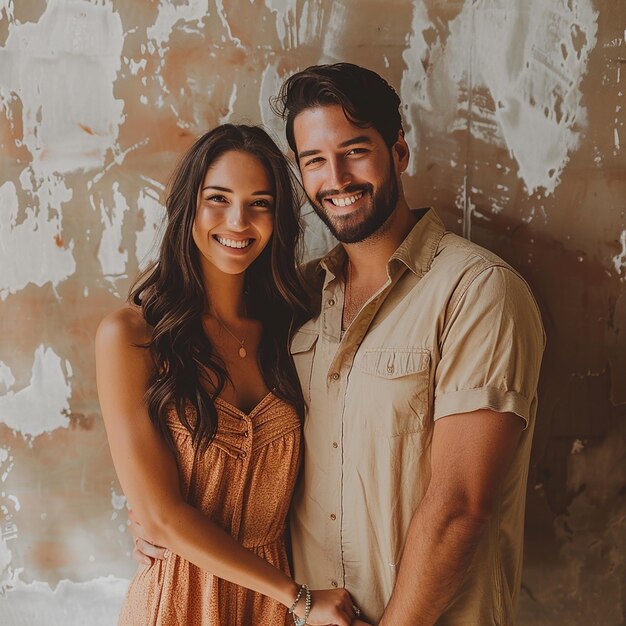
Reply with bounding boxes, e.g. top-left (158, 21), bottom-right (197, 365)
top-left (297, 149), bottom-right (320, 160)
top-left (201, 185), bottom-right (273, 196)
top-left (338, 135), bottom-right (373, 148)
top-left (298, 135), bottom-right (374, 160)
